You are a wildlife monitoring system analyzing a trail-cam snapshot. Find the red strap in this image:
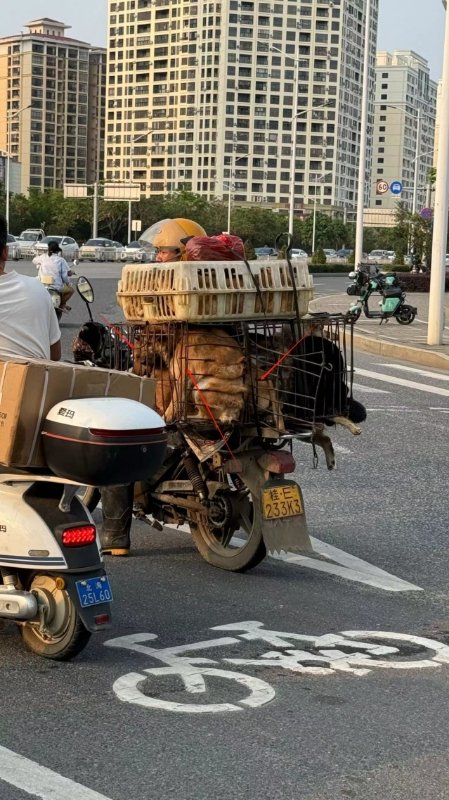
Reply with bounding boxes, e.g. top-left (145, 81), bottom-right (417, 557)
top-left (260, 333), bottom-right (306, 380)
top-left (187, 368), bottom-right (238, 464)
